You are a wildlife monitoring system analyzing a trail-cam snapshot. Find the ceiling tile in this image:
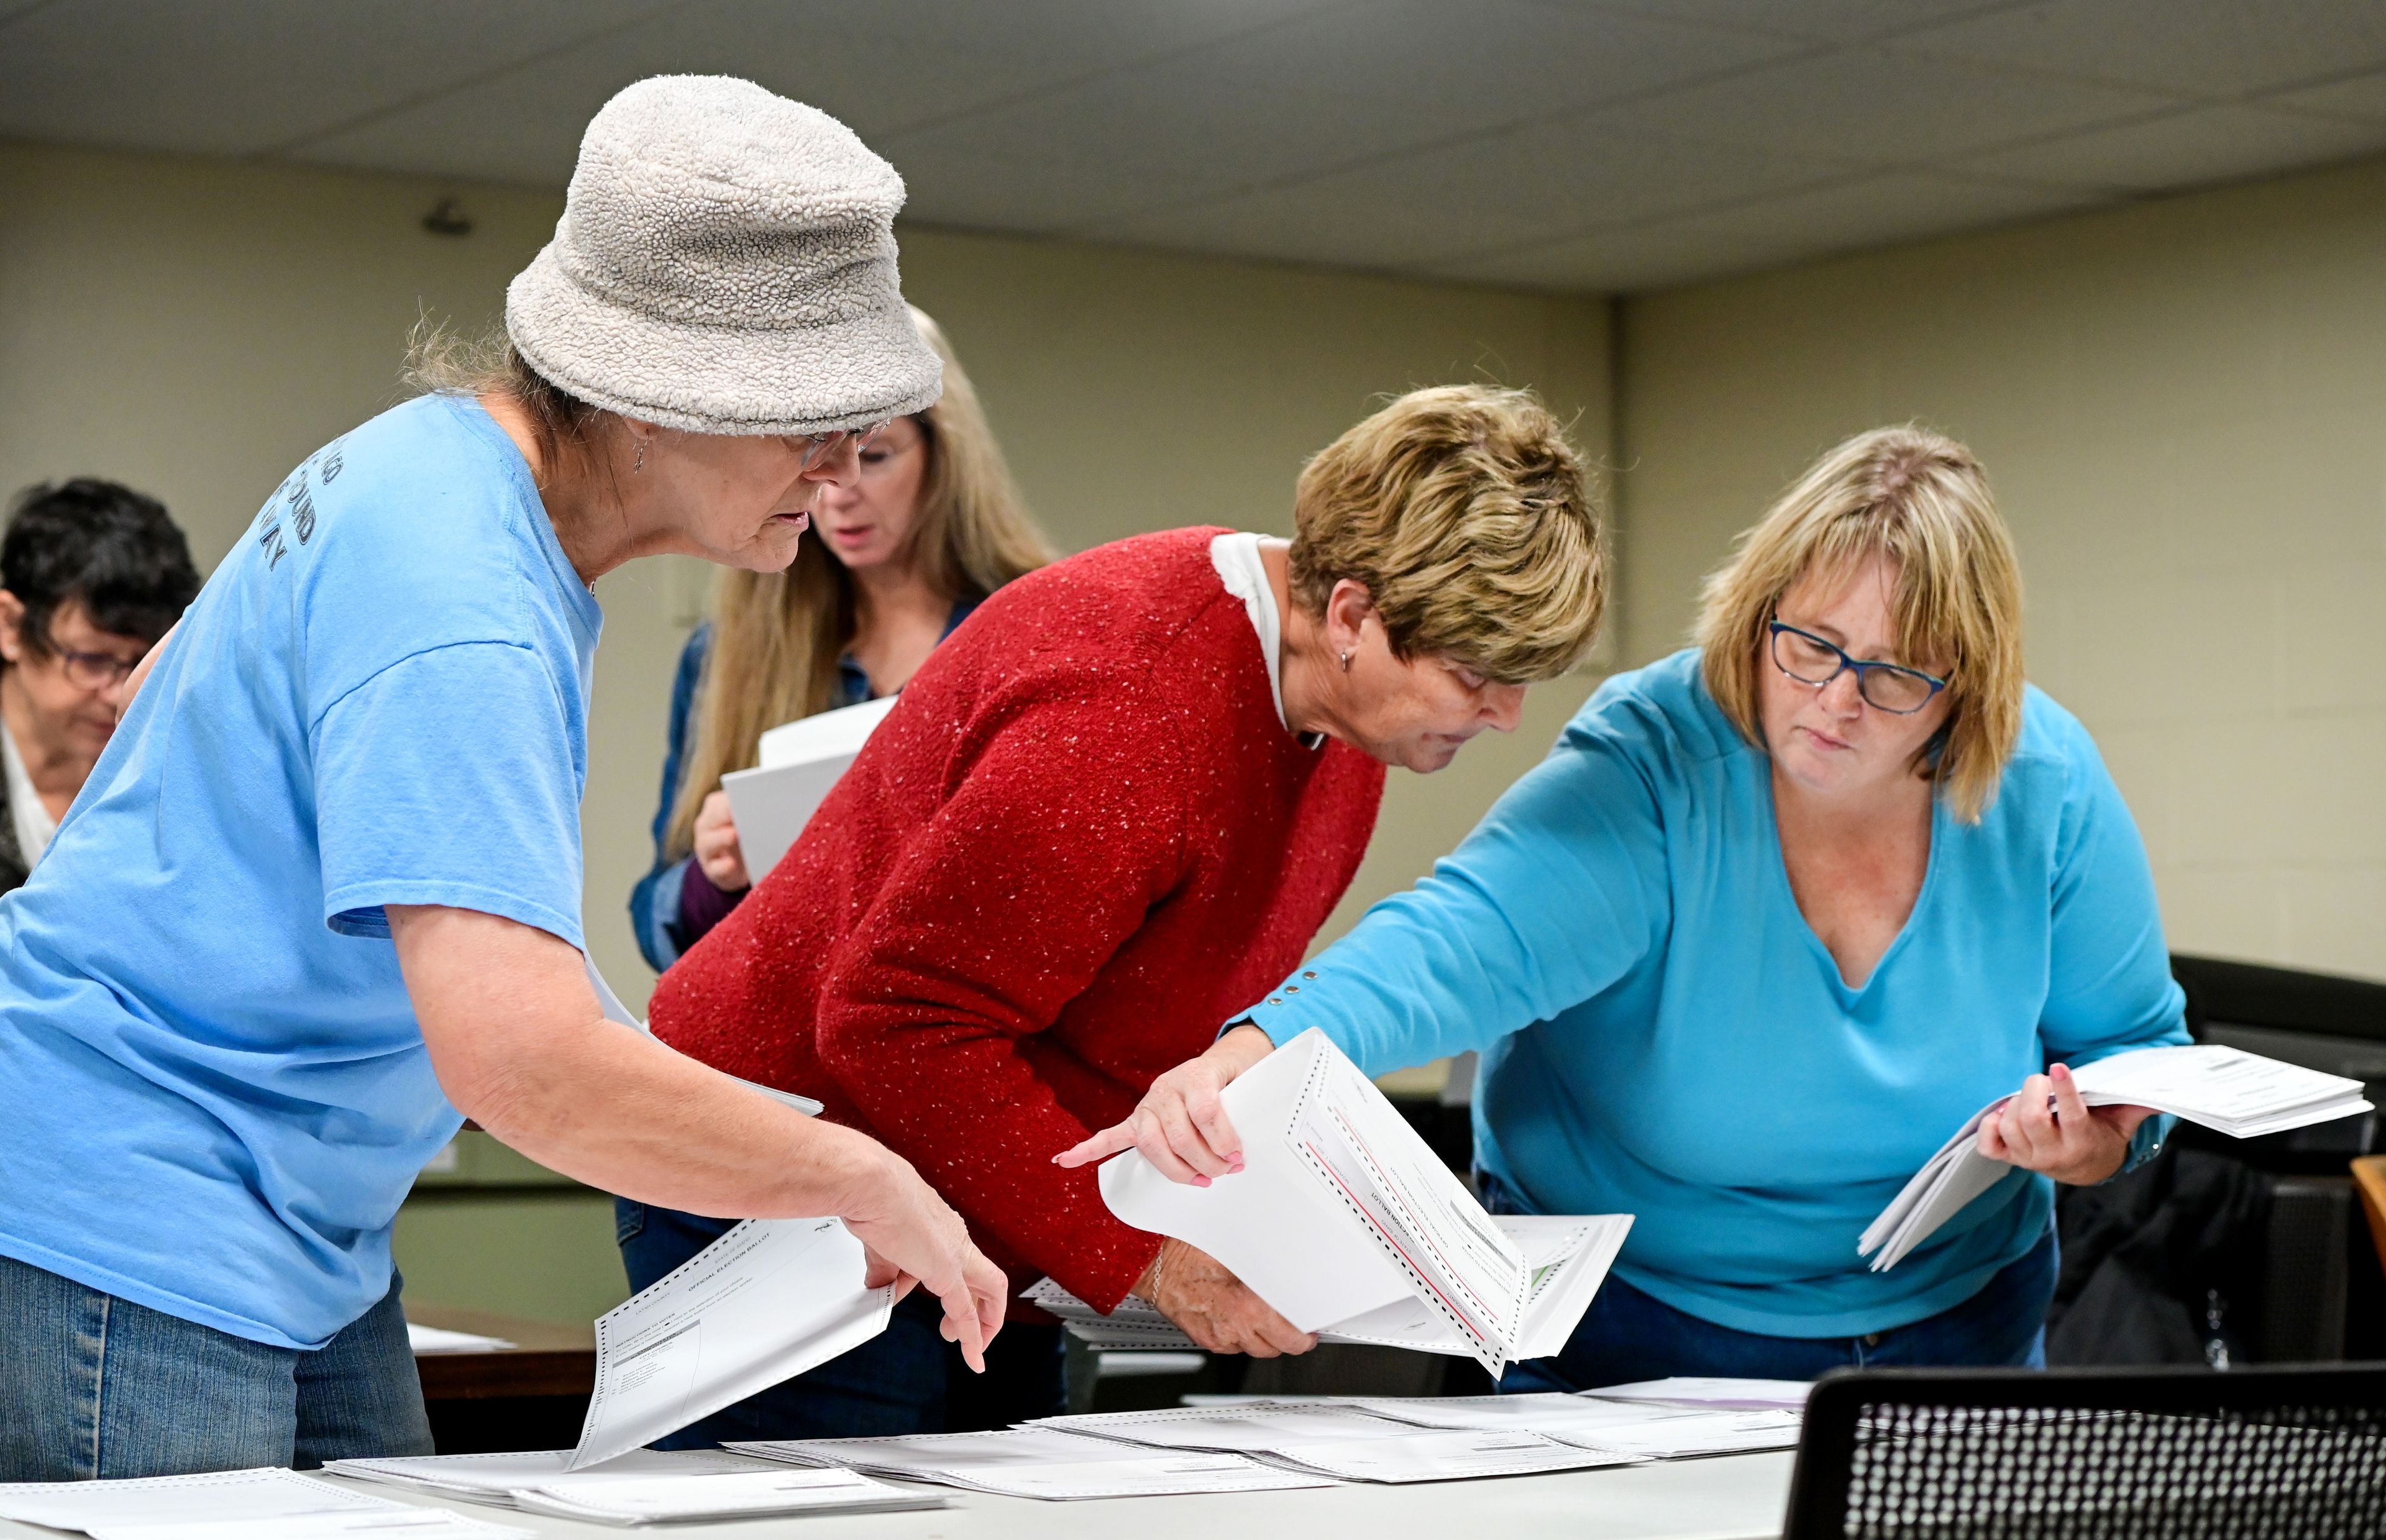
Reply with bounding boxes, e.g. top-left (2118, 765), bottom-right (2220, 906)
top-left (1956, 104), bottom-right (2386, 191)
top-left (1895, 0), bottom-right (2386, 99)
top-left (1425, 221), bottom-right (1781, 292)
top-left (0, 0), bottom-right (674, 157)
top-left (290, 0), bottom-right (1336, 185)
top-left (1087, 0), bottom-right (1803, 134)
top-left (1621, 45), bottom-right (2176, 165)
top-left (1534, 0), bottom-right (2039, 45)
top-left (1663, 170), bottom-right (2108, 257)
top-left (2264, 69), bottom-right (2386, 124)
top-left (1084, 111), bottom-right (1857, 270)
